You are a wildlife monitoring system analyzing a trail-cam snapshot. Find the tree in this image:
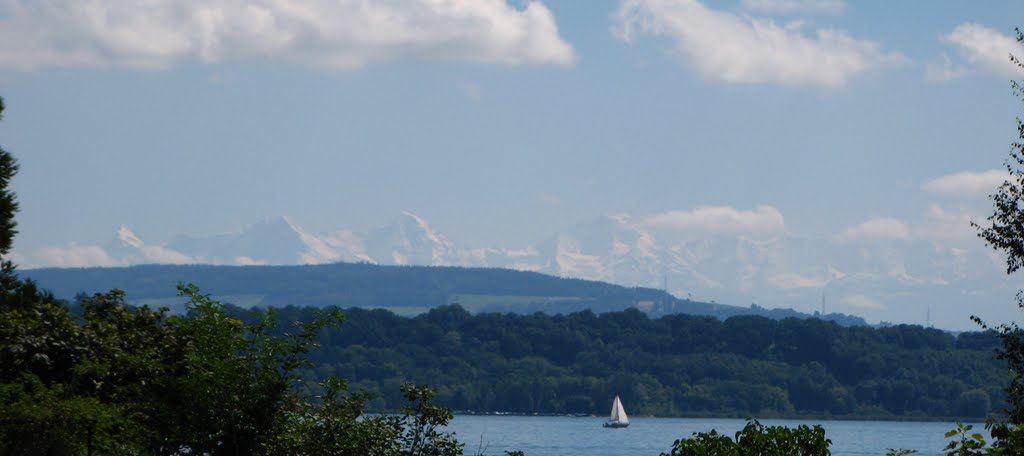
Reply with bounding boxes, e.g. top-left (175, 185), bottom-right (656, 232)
top-left (973, 28), bottom-right (1024, 424)
top-left (976, 29), bottom-right (1024, 275)
top-left (0, 96), bottom-right (16, 257)
top-left (163, 284), bottom-right (347, 455)
top-left (660, 420), bottom-right (831, 456)
top-left (0, 95), bottom-right (467, 455)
